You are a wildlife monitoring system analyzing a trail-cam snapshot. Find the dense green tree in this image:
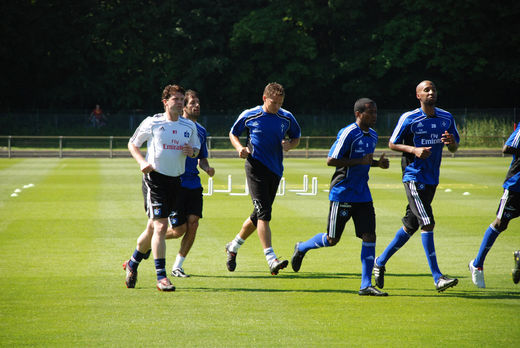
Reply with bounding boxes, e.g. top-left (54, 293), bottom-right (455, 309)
top-left (1, 0), bottom-right (518, 114)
